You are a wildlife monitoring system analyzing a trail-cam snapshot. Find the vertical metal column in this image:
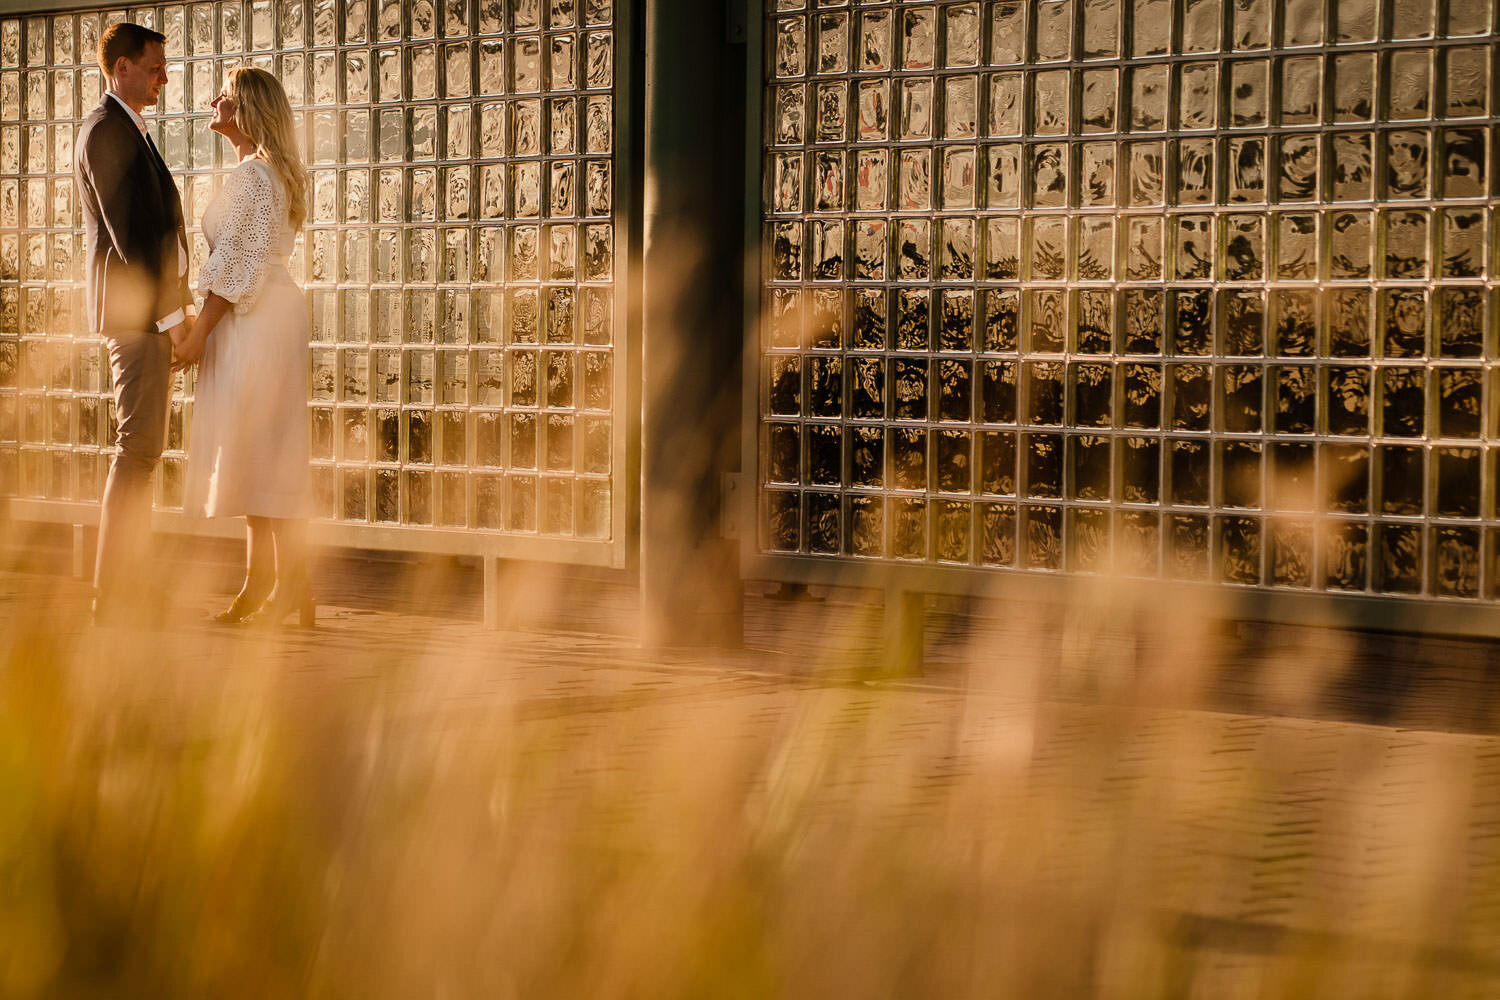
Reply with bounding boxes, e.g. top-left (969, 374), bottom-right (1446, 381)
top-left (639, 0), bottom-right (748, 647)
